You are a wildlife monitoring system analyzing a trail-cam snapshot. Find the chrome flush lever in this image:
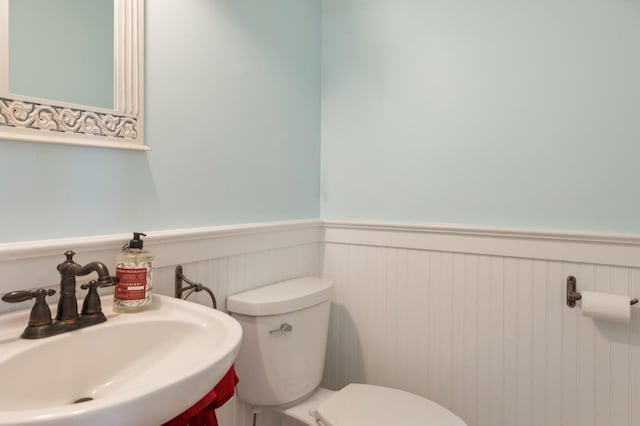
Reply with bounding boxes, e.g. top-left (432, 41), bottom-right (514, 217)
top-left (269, 323), bottom-right (293, 334)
